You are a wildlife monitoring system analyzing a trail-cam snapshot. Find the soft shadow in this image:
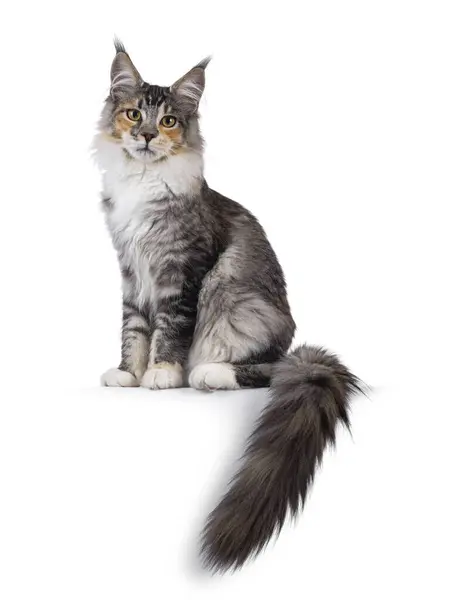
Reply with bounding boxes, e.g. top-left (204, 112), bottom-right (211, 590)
top-left (182, 387), bottom-right (271, 580)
